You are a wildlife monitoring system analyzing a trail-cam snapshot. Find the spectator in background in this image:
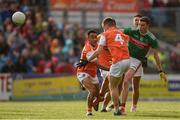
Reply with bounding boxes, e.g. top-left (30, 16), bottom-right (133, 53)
top-left (55, 62), bottom-right (76, 74)
top-left (36, 59), bottom-right (46, 73)
top-left (17, 48), bottom-right (34, 73)
top-left (152, 0), bottom-right (165, 8)
top-left (165, 0), bottom-right (180, 28)
top-left (0, 1), bottom-right (84, 74)
top-left (48, 17), bottom-right (58, 37)
top-left (166, 0), bottom-right (180, 7)
top-left (140, 0), bottom-right (152, 11)
top-left (50, 38), bottom-right (62, 56)
top-left (1, 57), bottom-right (16, 73)
top-left (4, 19), bottom-right (14, 38)
top-left (15, 55), bottom-right (28, 73)
top-left (35, 12), bottom-right (44, 34)
top-left (0, 30), bottom-right (9, 56)
top-left (0, 2), bottom-right (14, 23)
top-left (6, 33), bottom-right (19, 63)
top-left (63, 31), bottom-right (73, 55)
top-left (55, 30), bottom-right (65, 46)
top-left (31, 47), bottom-right (43, 68)
top-left (45, 56), bottom-right (59, 73)
top-left (170, 42), bottom-right (180, 72)
top-left (0, 30), bottom-right (9, 71)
